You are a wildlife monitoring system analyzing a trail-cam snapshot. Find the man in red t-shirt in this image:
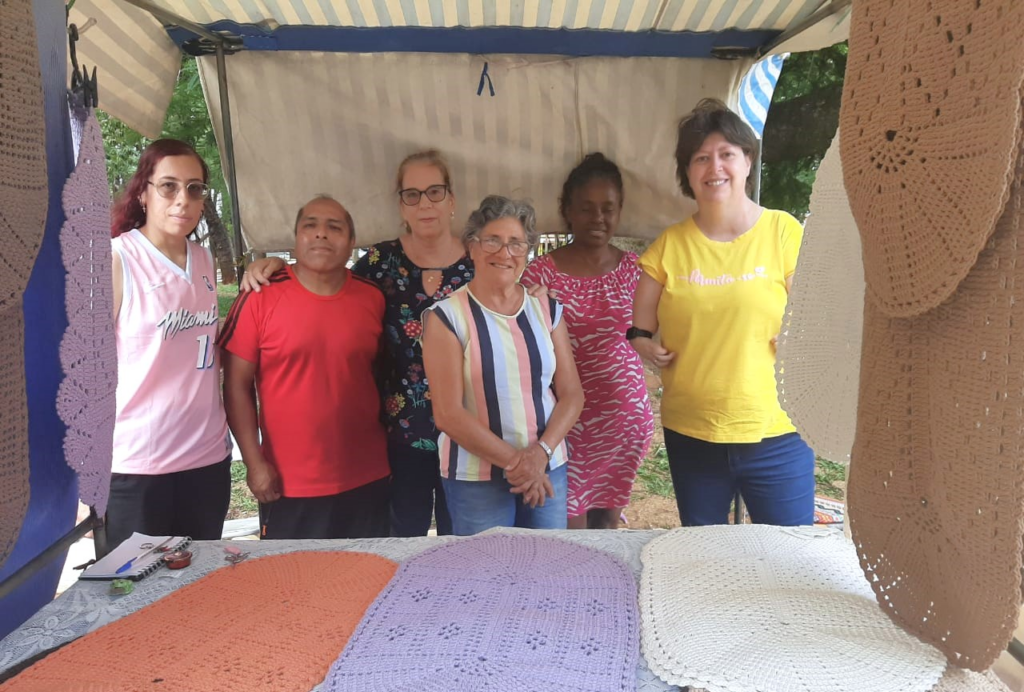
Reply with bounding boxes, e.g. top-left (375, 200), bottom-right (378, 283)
top-left (219, 195), bottom-right (389, 539)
